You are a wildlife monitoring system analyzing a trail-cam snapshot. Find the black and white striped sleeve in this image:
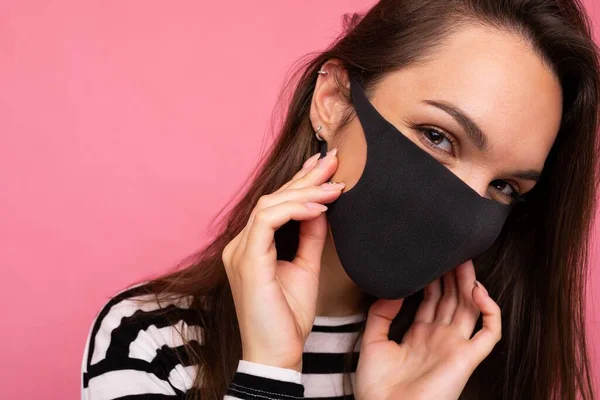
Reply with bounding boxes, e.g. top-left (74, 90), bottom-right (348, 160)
top-left (81, 286), bottom-right (305, 400)
top-left (225, 360), bottom-right (304, 400)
